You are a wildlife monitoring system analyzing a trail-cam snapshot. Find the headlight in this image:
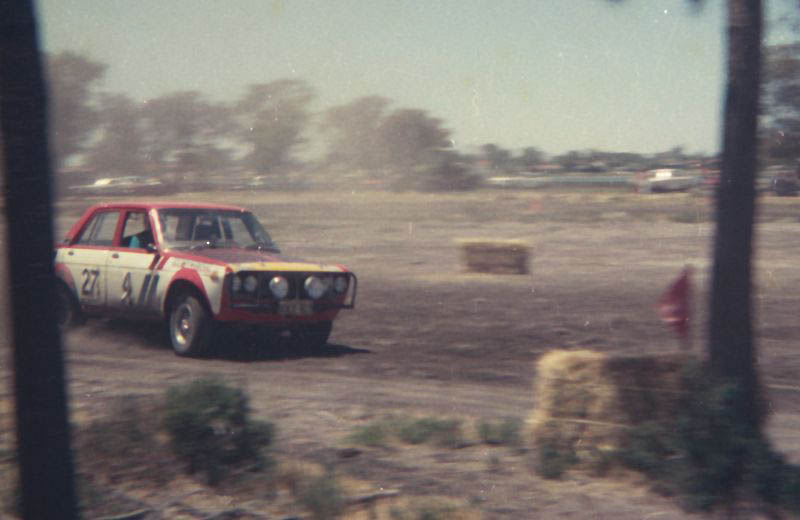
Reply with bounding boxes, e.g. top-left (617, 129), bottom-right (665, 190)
top-left (304, 275), bottom-right (326, 300)
top-left (244, 274), bottom-right (258, 293)
top-left (333, 276), bottom-right (349, 294)
top-left (231, 275), bottom-right (242, 292)
top-left (269, 276), bottom-right (289, 299)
